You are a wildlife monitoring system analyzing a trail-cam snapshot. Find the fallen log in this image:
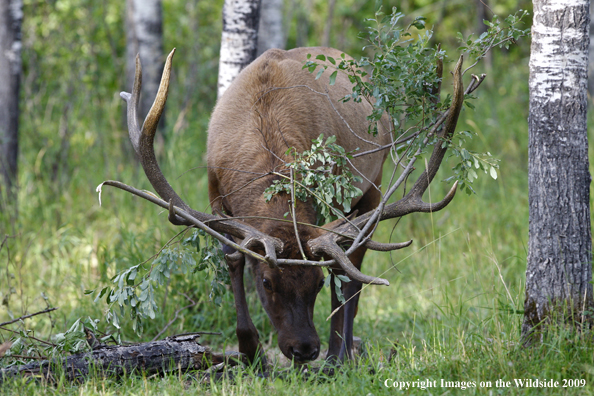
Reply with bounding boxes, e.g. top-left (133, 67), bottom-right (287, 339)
top-left (0, 334), bottom-right (245, 384)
